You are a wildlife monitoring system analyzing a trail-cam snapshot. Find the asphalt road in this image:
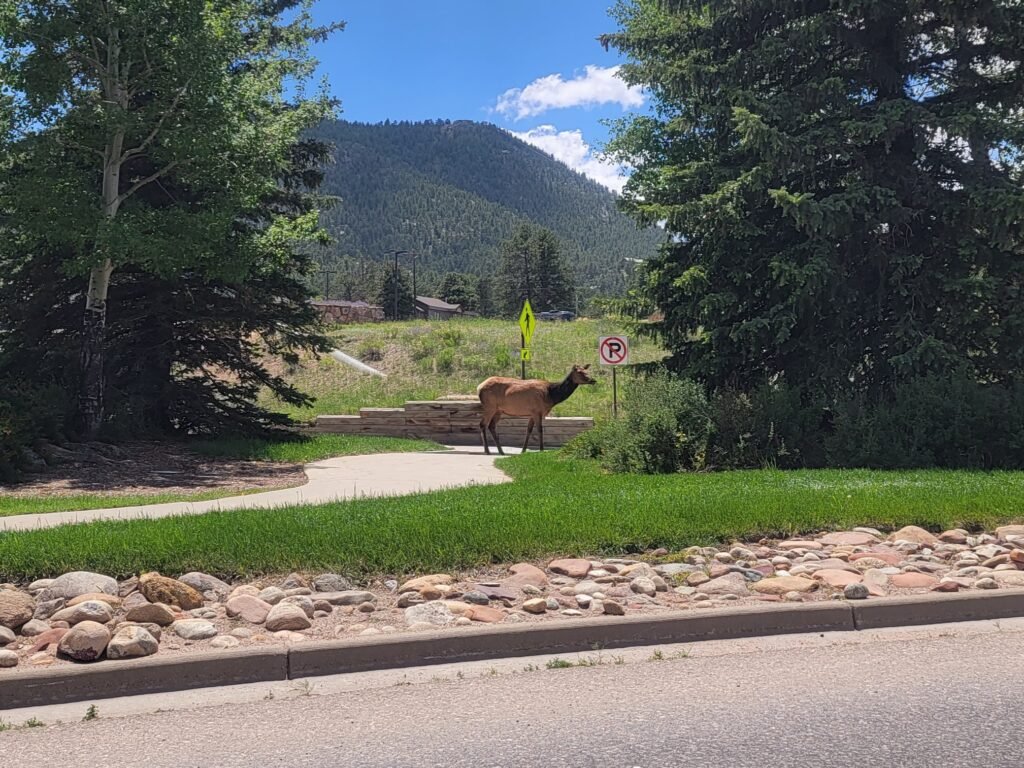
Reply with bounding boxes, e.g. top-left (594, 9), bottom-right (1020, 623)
top-left (3, 624), bottom-right (1022, 767)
